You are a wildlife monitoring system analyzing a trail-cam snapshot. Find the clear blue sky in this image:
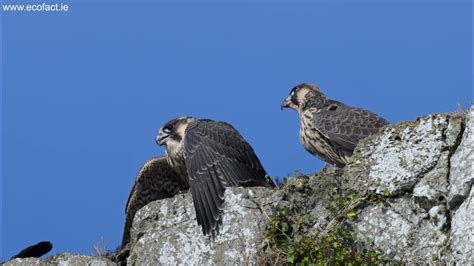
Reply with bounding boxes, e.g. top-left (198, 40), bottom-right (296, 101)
top-left (1, 0), bottom-right (472, 260)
